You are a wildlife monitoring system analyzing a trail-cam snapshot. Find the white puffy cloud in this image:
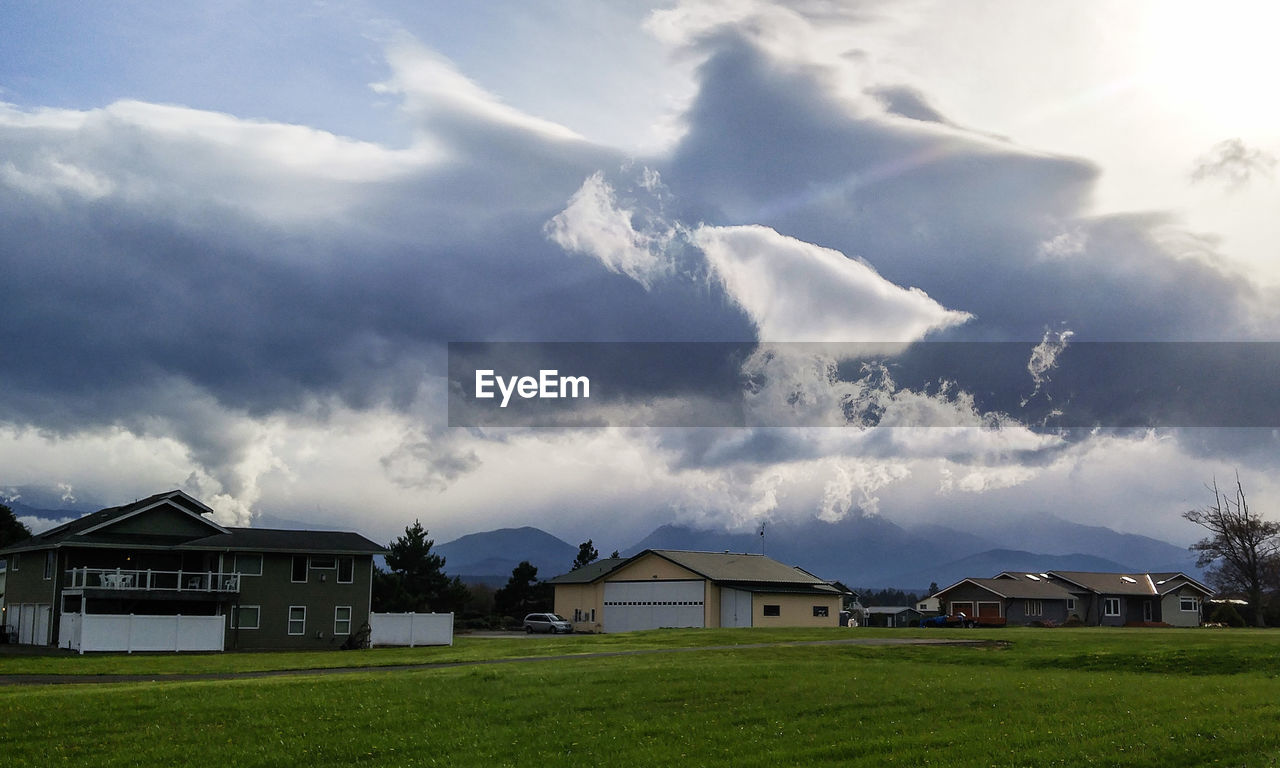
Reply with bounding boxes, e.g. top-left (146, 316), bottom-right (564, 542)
top-left (545, 171), bottom-right (674, 288)
top-left (693, 224), bottom-right (971, 342)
